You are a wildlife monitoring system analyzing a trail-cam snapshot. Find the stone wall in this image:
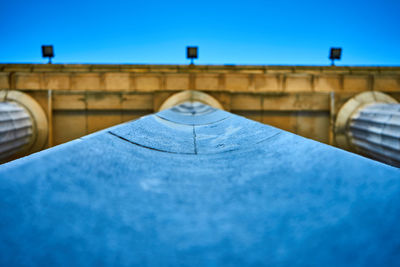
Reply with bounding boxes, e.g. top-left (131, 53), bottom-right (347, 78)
top-left (1, 64), bottom-right (399, 152)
